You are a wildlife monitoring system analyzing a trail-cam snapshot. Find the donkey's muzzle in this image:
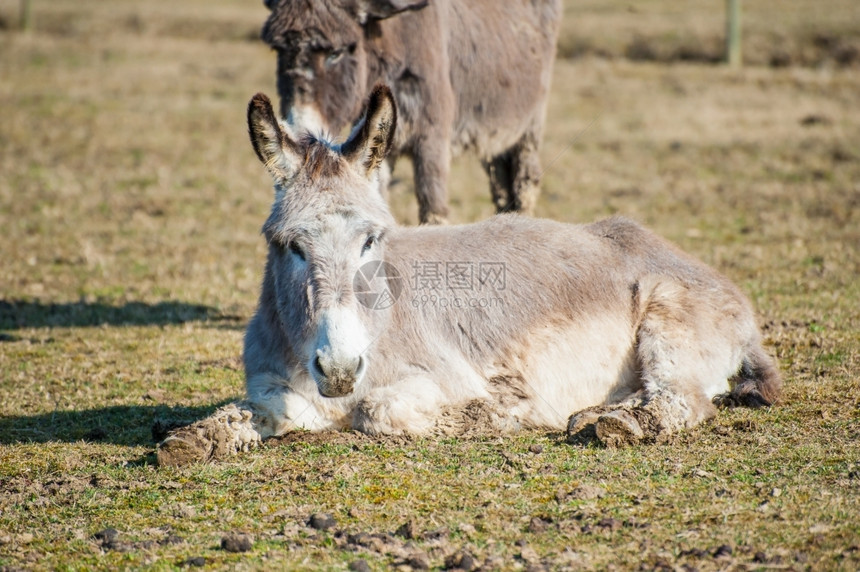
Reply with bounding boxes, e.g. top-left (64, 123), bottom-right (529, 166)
top-left (313, 354), bottom-right (366, 397)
